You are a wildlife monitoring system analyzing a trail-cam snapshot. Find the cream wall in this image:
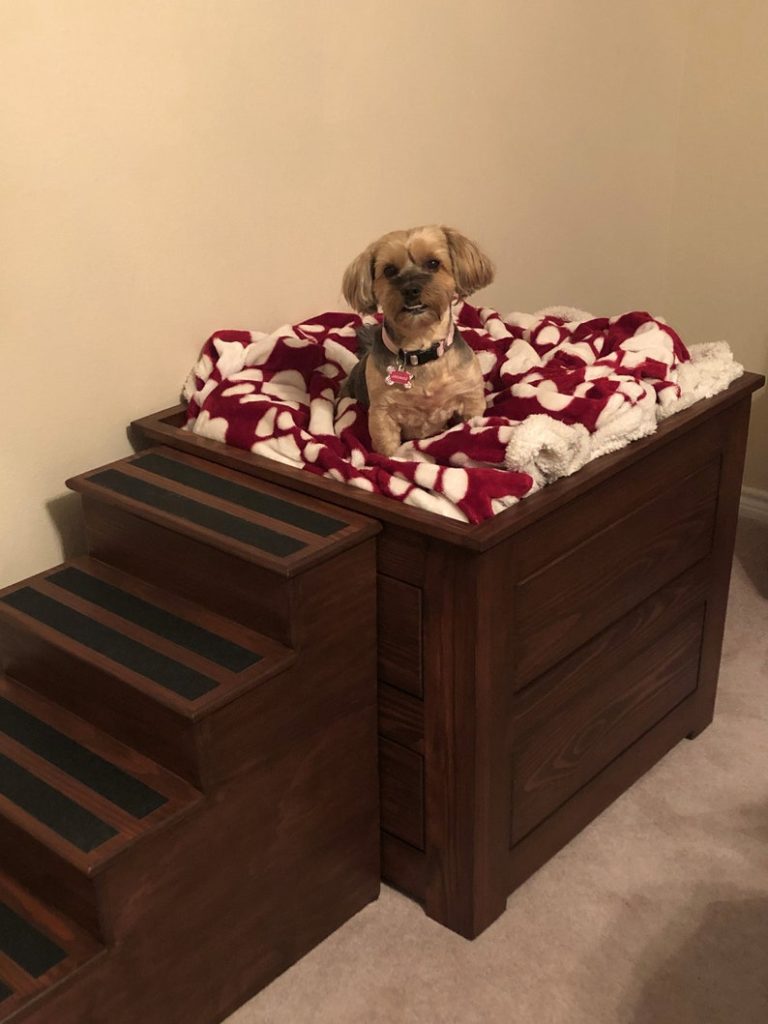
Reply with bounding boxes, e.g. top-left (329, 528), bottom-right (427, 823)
top-left (0, 0), bottom-right (761, 588)
top-left (663, 0), bottom-right (768, 491)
